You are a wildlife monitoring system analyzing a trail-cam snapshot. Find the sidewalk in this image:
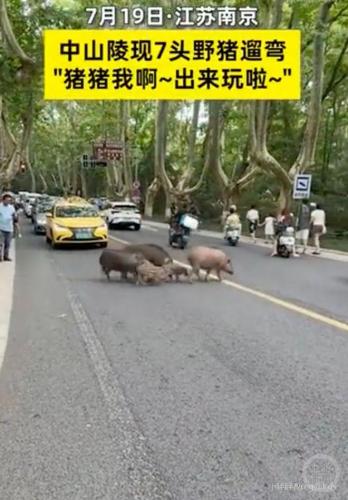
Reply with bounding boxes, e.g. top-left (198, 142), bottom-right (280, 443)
top-left (0, 242), bottom-right (16, 372)
top-left (143, 220), bottom-right (348, 263)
